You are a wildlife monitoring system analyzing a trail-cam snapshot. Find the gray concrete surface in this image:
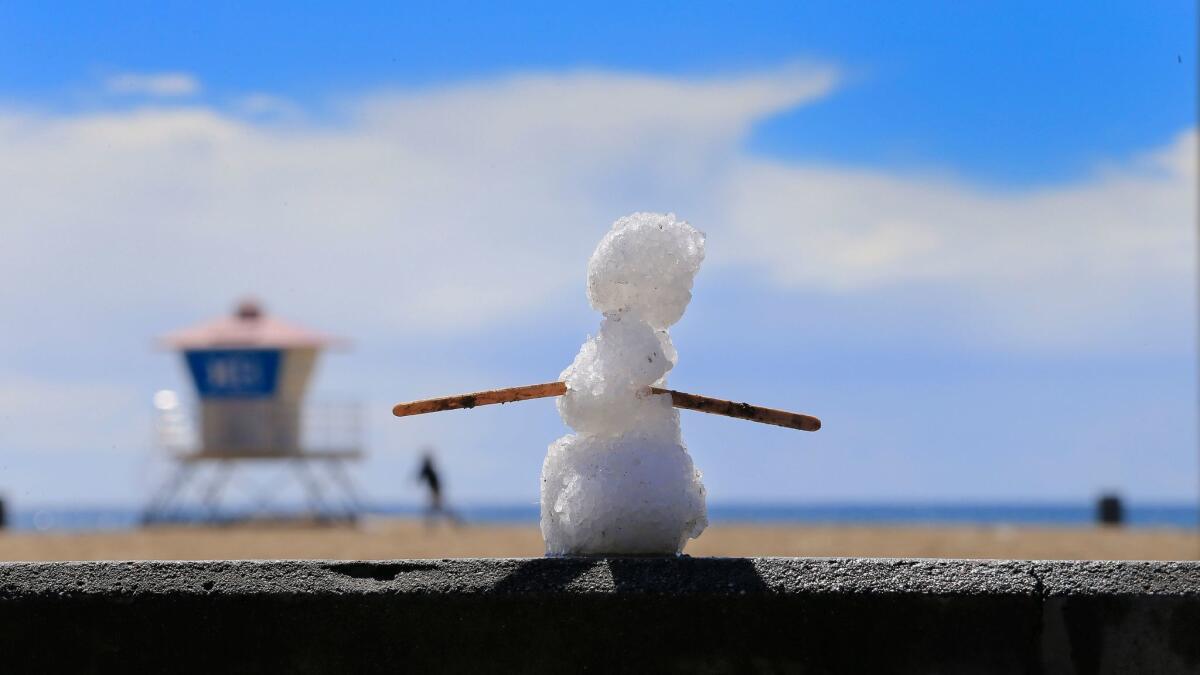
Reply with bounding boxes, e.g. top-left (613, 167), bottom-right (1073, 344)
top-left (0, 557), bottom-right (1197, 673)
